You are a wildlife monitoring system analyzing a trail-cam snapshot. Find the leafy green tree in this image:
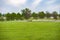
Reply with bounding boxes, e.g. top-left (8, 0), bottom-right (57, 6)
top-left (11, 12), bottom-right (16, 20)
top-left (32, 12), bottom-right (38, 19)
top-left (16, 12), bottom-right (22, 20)
top-left (5, 13), bottom-right (11, 20)
top-left (0, 13), bottom-right (2, 17)
top-left (38, 11), bottom-right (45, 19)
top-left (59, 14), bottom-right (60, 19)
top-left (46, 11), bottom-right (51, 18)
top-left (52, 11), bottom-right (58, 20)
top-left (21, 8), bottom-right (31, 19)
top-left (0, 13), bottom-right (4, 21)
